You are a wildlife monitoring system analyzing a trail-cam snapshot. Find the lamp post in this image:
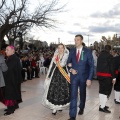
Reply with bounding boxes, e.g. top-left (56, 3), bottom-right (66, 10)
top-left (87, 34), bottom-right (89, 47)
top-left (58, 38), bottom-right (60, 44)
top-left (18, 32), bottom-right (23, 50)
